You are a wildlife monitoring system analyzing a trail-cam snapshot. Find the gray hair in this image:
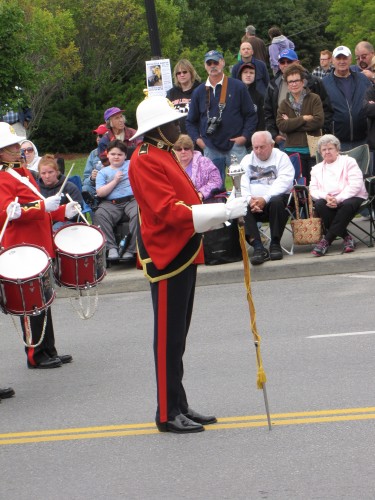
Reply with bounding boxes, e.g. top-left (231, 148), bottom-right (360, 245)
top-left (251, 130), bottom-right (275, 145)
top-left (317, 134), bottom-right (341, 153)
